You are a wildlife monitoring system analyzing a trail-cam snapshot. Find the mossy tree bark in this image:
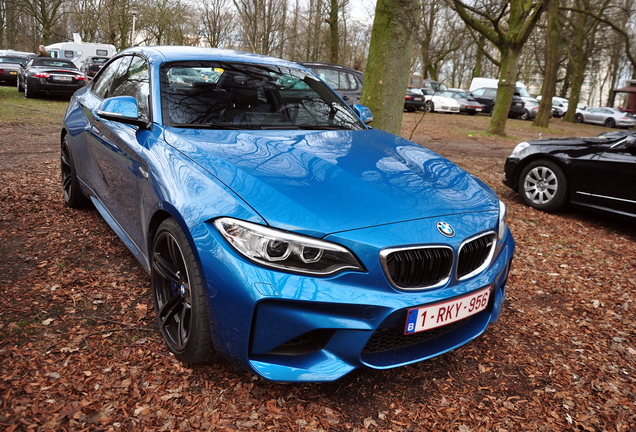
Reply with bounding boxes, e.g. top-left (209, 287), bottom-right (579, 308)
top-left (449, 0), bottom-right (547, 136)
top-left (361, 0), bottom-right (420, 135)
top-left (533, 0), bottom-right (560, 128)
top-left (328, 0), bottom-right (339, 64)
